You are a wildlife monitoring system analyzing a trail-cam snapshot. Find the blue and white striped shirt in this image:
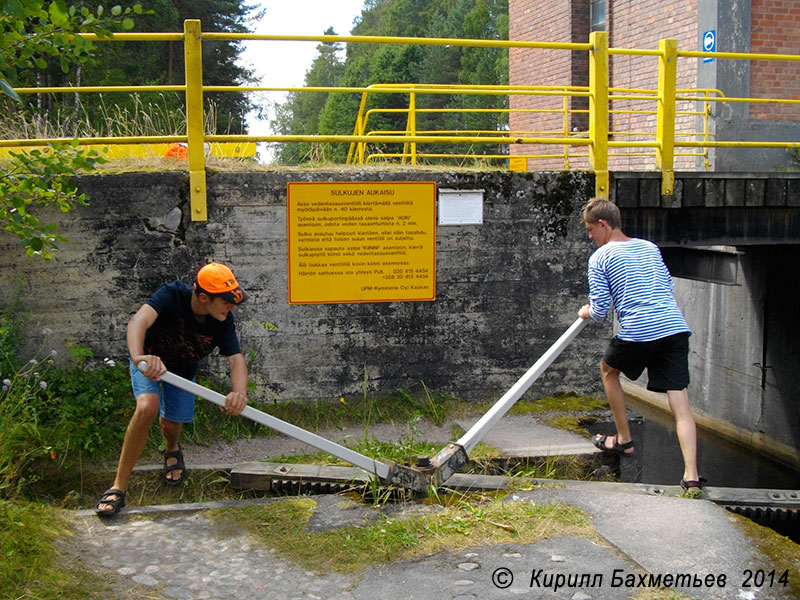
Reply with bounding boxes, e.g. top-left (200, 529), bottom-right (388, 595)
top-left (587, 238), bottom-right (690, 342)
